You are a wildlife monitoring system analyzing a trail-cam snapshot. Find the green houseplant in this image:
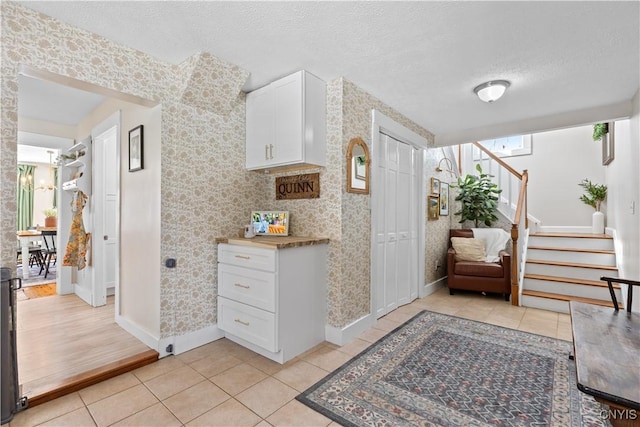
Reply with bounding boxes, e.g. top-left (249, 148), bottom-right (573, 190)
top-left (579, 178), bottom-right (607, 234)
top-left (453, 164), bottom-right (502, 227)
top-left (592, 123), bottom-right (608, 141)
top-left (579, 179), bottom-right (607, 212)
